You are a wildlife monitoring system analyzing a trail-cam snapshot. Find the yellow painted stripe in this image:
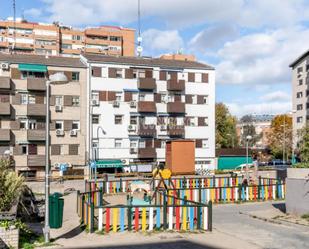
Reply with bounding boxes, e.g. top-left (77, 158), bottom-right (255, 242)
top-left (227, 188), bottom-right (230, 202)
top-left (265, 186), bottom-right (268, 200)
top-left (182, 206), bottom-right (187, 230)
top-left (113, 208), bottom-right (118, 232)
top-left (142, 208), bottom-right (147, 231)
